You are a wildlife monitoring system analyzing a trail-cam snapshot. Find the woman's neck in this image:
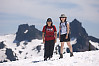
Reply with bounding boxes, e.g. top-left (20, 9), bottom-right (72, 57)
top-left (61, 21), bottom-right (65, 23)
top-left (48, 25), bottom-right (51, 27)
top-left (61, 20), bottom-right (65, 22)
